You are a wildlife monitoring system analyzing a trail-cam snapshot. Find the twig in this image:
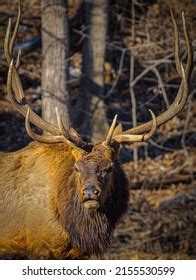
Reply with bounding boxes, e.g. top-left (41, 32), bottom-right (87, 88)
top-left (131, 53), bottom-right (174, 87)
top-left (142, 77), bottom-right (179, 89)
top-left (73, 28), bottom-right (129, 52)
top-left (149, 139), bottom-right (175, 152)
top-left (18, 68), bottom-right (40, 80)
top-left (130, 0), bottom-right (138, 162)
top-left (131, 0), bottom-right (136, 44)
top-left (129, 53), bottom-right (137, 160)
top-left (105, 49), bottom-right (126, 98)
top-left (130, 174), bottom-right (195, 190)
top-left (152, 66), bottom-right (170, 108)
